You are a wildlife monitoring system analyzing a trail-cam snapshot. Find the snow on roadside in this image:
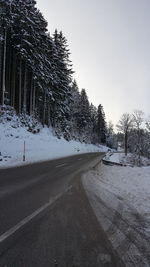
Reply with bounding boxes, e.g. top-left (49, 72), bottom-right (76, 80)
top-left (104, 152), bottom-right (129, 164)
top-left (82, 159), bottom-right (150, 265)
top-left (0, 121), bottom-right (107, 169)
top-left (104, 152), bottom-right (150, 166)
top-left (83, 162), bottom-right (150, 221)
top-left (107, 152), bottom-right (123, 163)
top-left (82, 163), bottom-right (150, 266)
